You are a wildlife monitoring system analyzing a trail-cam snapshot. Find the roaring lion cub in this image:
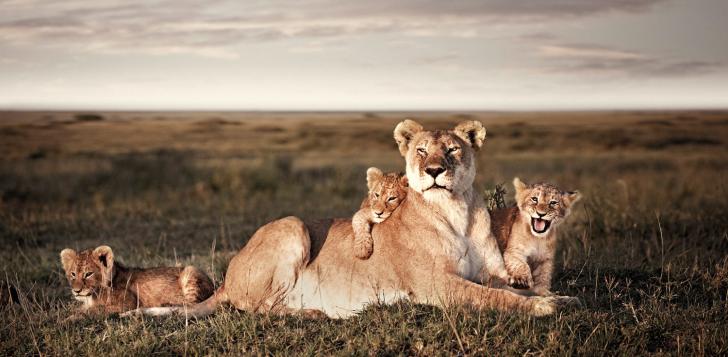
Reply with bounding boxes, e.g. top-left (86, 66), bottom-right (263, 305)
top-left (351, 167), bottom-right (408, 259)
top-left (60, 245), bottom-right (214, 316)
top-left (490, 178), bottom-right (581, 296)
